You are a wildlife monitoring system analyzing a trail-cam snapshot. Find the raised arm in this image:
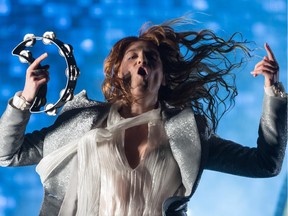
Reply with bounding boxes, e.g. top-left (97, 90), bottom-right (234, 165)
top-left (0, 53), bottom-right (50, 167)
top-left (205, 43), bottom-right (287, 177)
